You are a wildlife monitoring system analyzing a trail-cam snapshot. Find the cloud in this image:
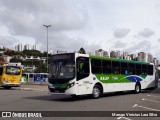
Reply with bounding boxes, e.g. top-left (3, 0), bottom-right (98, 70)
top-left (36, 32), bottom-right (100, 52)
top-left (114, 28), bottom-right (130, 38)
top-left (138, 28), bottom-right (155, 38)
top-left (0, 0), bottom-right (90, 51)
top-left (0, 36), bottom-right (19, 48)
top-left (111, 40), bottom-right (127, 49)
top-left (0, 0), bottom-right (88, 34)
top-left (123, 40), bottom-right (151, 53)
top-left (0, 0), bottom-right (159, 60)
